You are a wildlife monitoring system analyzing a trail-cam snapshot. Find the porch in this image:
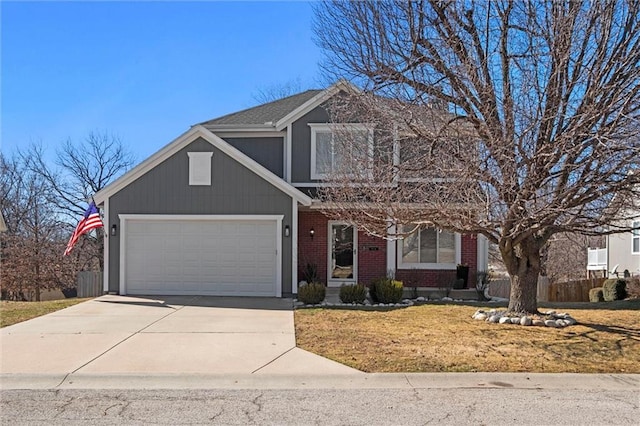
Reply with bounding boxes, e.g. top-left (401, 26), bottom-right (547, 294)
top-left (587, 247), bottom-right (607, 271)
